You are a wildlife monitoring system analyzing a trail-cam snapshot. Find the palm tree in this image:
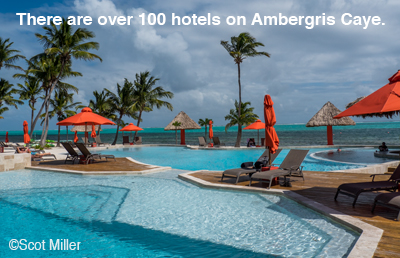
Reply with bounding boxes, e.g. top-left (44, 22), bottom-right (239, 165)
top-left (198, 118), bottom-right (213, 143)
top-left (225, 101), bottom-right (258, 144)
top-left (33, 18), bottom-right (102, 146)
top-left (172, 121), bottom-right (181, 144)
top-left (132, 71), bottom-right (173, 138)
top-left (0, 79), bottom-right (23, 119)
top-left (0, 37), bottom-right (25, 71)
top-left (16, 76), bottom-right (42, 135)
top-left (105, 79), bottom-right (138, 145)
top-left (14, 56), bottom-right (81, 139)
top-left (47, 90), bottom-right (81, 147)
top-left (89, 90), bottom-right (115, 135)
top-left (221, 32), bottom-right (270, 147)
